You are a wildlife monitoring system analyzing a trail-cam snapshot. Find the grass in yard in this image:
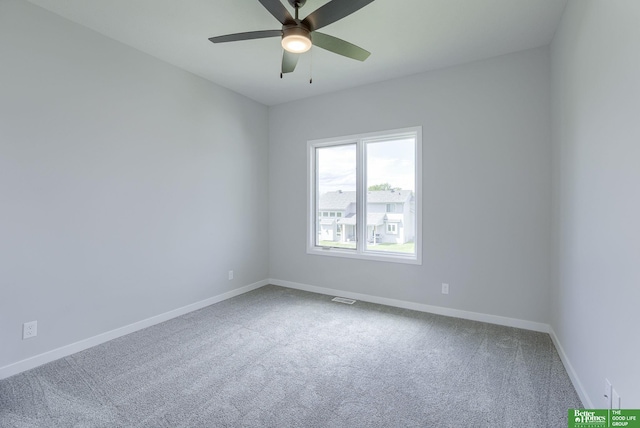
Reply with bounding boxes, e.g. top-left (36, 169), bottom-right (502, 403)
top-left (318, 241), bottom-right (415, 253)
top-left (369, 242), bottom-right (415, 253)
top-left (318, 241), bottom-right (356, 249)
